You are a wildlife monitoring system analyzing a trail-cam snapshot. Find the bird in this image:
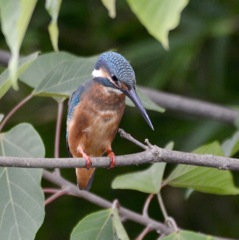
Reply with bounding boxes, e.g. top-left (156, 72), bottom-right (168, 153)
top-left (66, 51), bottom-right (154, 190)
